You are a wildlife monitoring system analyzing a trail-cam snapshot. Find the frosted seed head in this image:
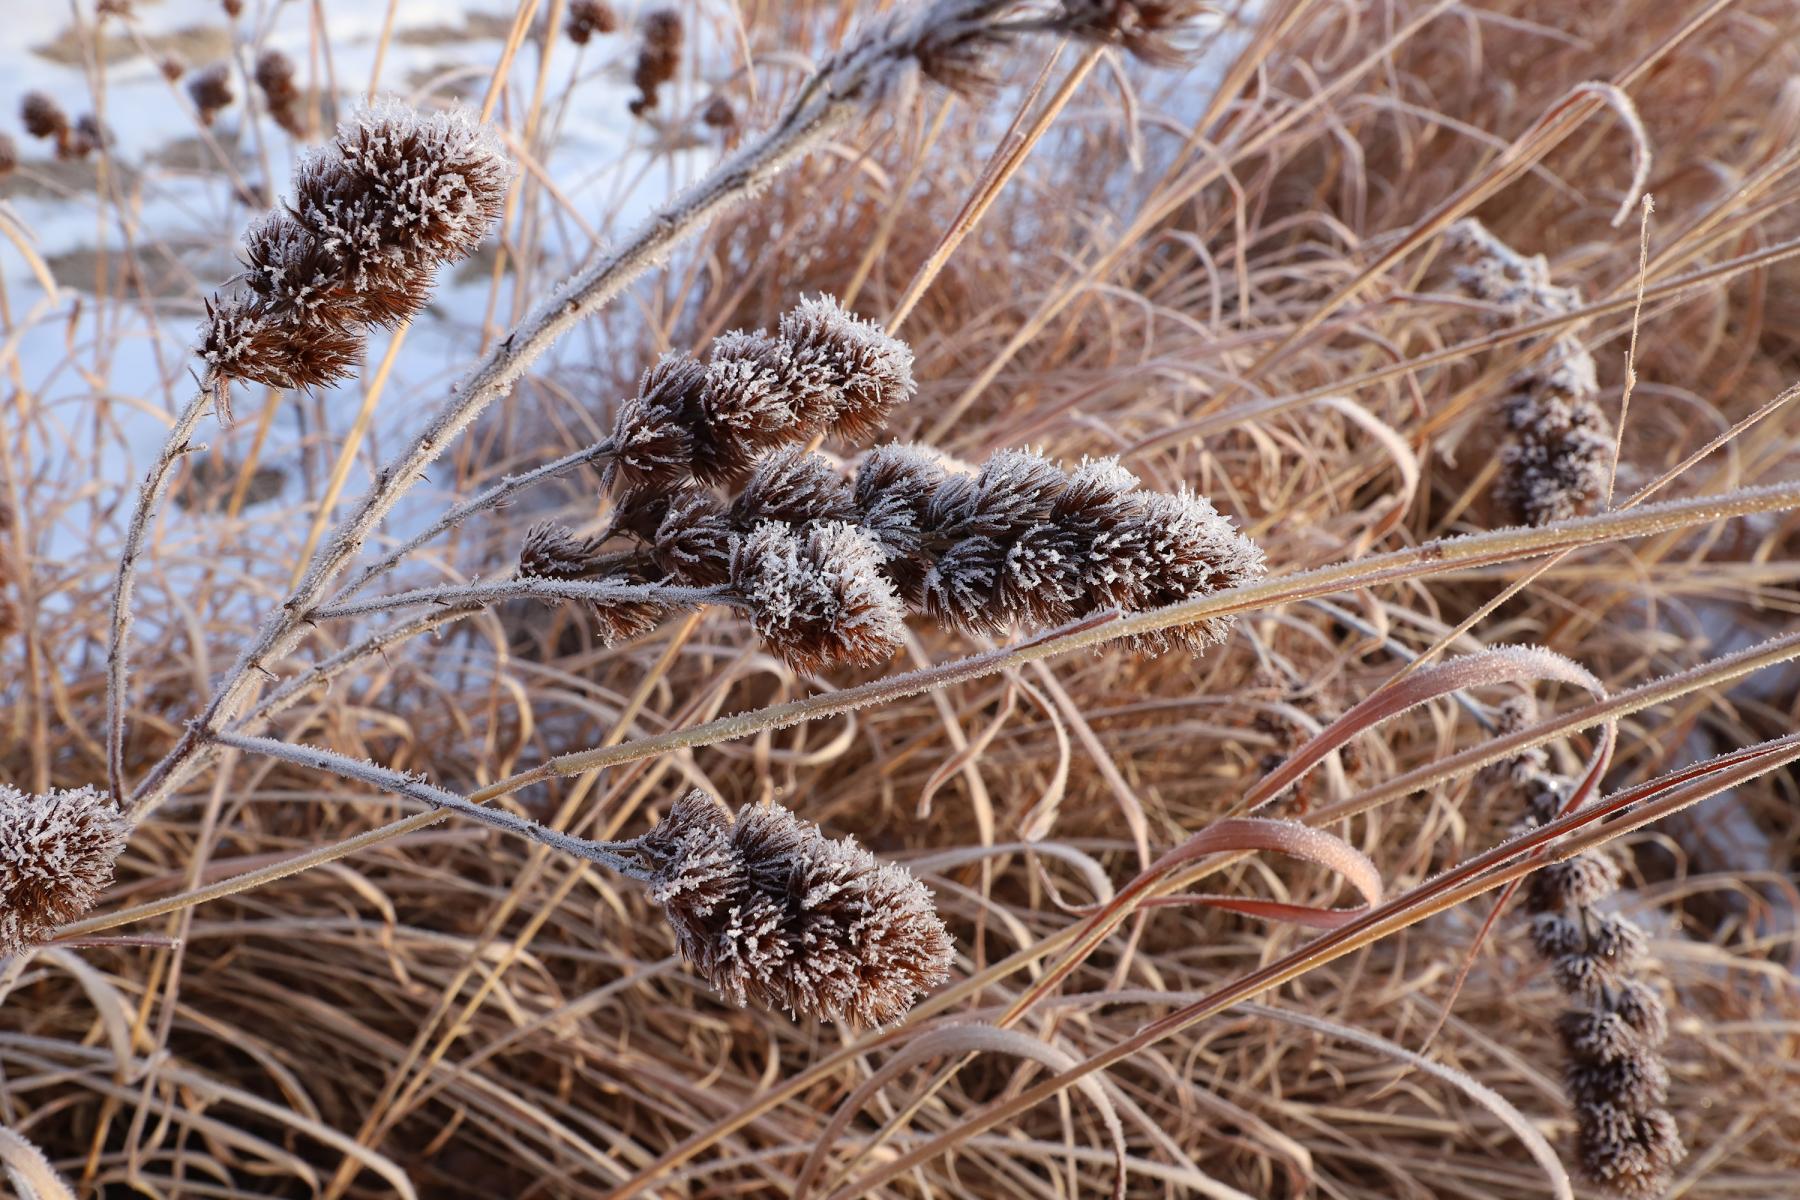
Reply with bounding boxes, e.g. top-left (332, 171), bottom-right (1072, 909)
top-left (1567, 1046), bottom-right (1670, 1113)
top-left (1, 785), bottom-right (129, 957)
top-left (699, 332), bottom-right (798, 477)
top-left (195, 293), bottom-right (362, 393)
top-left (636, 795), bottom-right (953, 1026)
top-left (921, 535), bottom-right (1008, 635)
top-left (729, 520), bottom-right (906, 673)
top-left (651, 490), bottom-right (733, 586)
top-left (730, 447), bottom-right (855, 529)
top-left (1558, 1006), bottom-right (1649, 1064)
top-left (776, 296), bottom-right (915, 440)
top-left (1576, 1103), bottom-right (1683, 1198)
top-left (1606, 979), bottom-right (1670, 1047)
top-left (1531, 911), bottom-right (1587, 960)
top-left (331, 99), bottom-right (514, 267)
top-left (519, 521), bottom-right (609, 580)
